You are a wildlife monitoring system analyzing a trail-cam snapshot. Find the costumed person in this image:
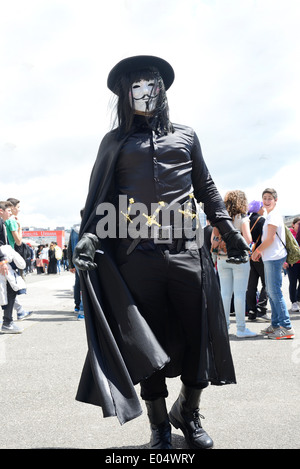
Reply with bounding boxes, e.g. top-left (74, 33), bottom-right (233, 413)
top-left (73, 55), bottom-right (250, 449)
